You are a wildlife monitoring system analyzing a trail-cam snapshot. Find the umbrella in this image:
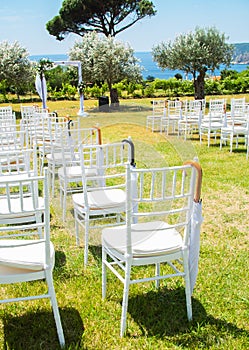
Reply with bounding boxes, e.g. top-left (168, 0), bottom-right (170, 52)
top-left (122, 138), bottom-right (138, 223)
top-left (185, 160), bottom-right (203, 294)
top-left (35, 73), bottom-right (47, 109)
